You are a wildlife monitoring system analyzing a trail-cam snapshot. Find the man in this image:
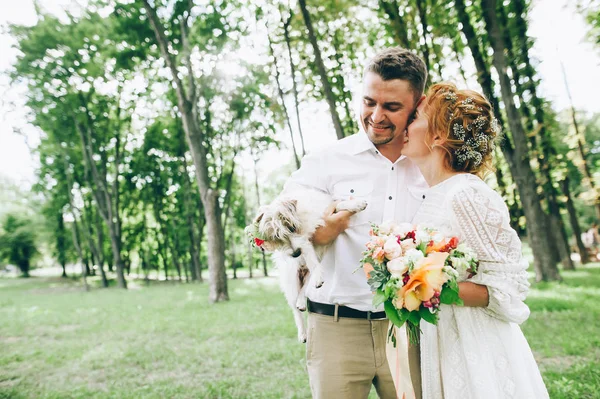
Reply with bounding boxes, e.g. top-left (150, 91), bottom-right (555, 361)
top-left (283, 47), bottom-right (428, 398)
